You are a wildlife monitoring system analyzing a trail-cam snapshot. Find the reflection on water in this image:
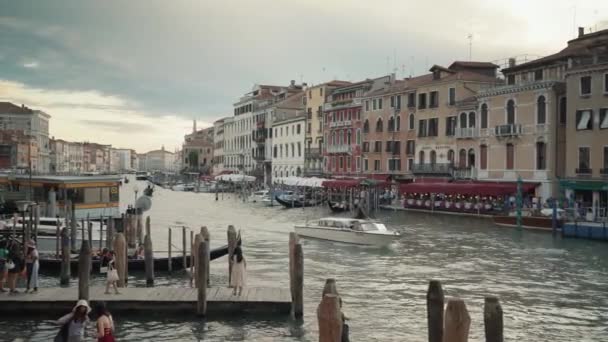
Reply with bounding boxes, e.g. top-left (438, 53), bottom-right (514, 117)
top-left (2, 180), bottom-right (607, 341)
